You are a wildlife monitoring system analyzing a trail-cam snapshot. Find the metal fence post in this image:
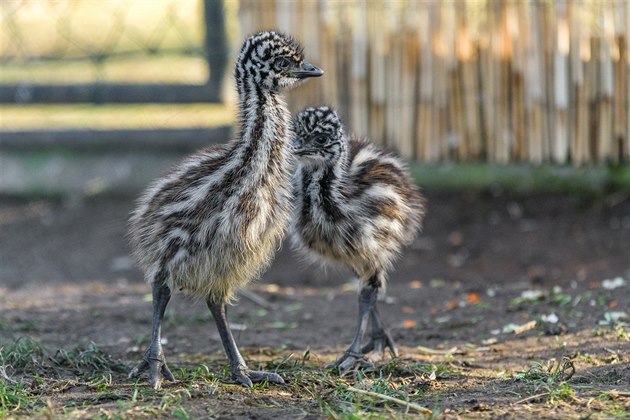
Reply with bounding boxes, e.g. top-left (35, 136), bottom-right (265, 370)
top-left (204, 0), bottom-right (228, 101)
